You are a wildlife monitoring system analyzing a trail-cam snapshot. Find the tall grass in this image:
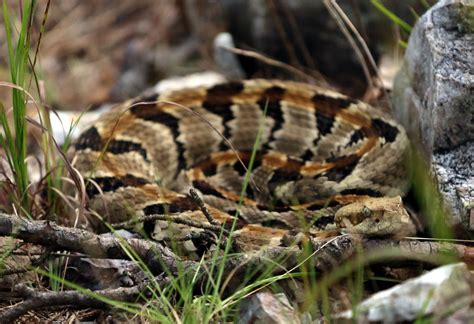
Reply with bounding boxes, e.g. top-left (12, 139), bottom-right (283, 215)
top-left (0, 0), bottom-right (68, 220)
top-left (1, 0), bottom-right (76, 299)
top-left (0, 0), bottom-right (35, 216)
